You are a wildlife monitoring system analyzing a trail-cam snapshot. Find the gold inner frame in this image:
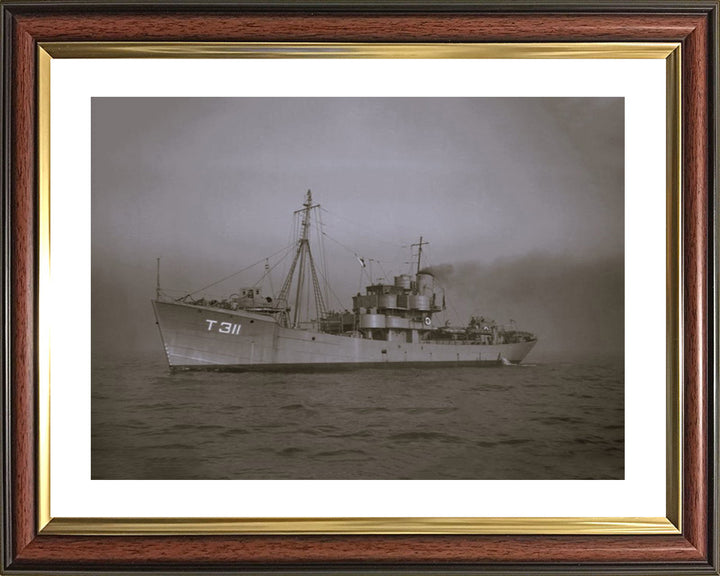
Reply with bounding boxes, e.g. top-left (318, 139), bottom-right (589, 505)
top-left (36, 41), bottom-right (682, 536)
